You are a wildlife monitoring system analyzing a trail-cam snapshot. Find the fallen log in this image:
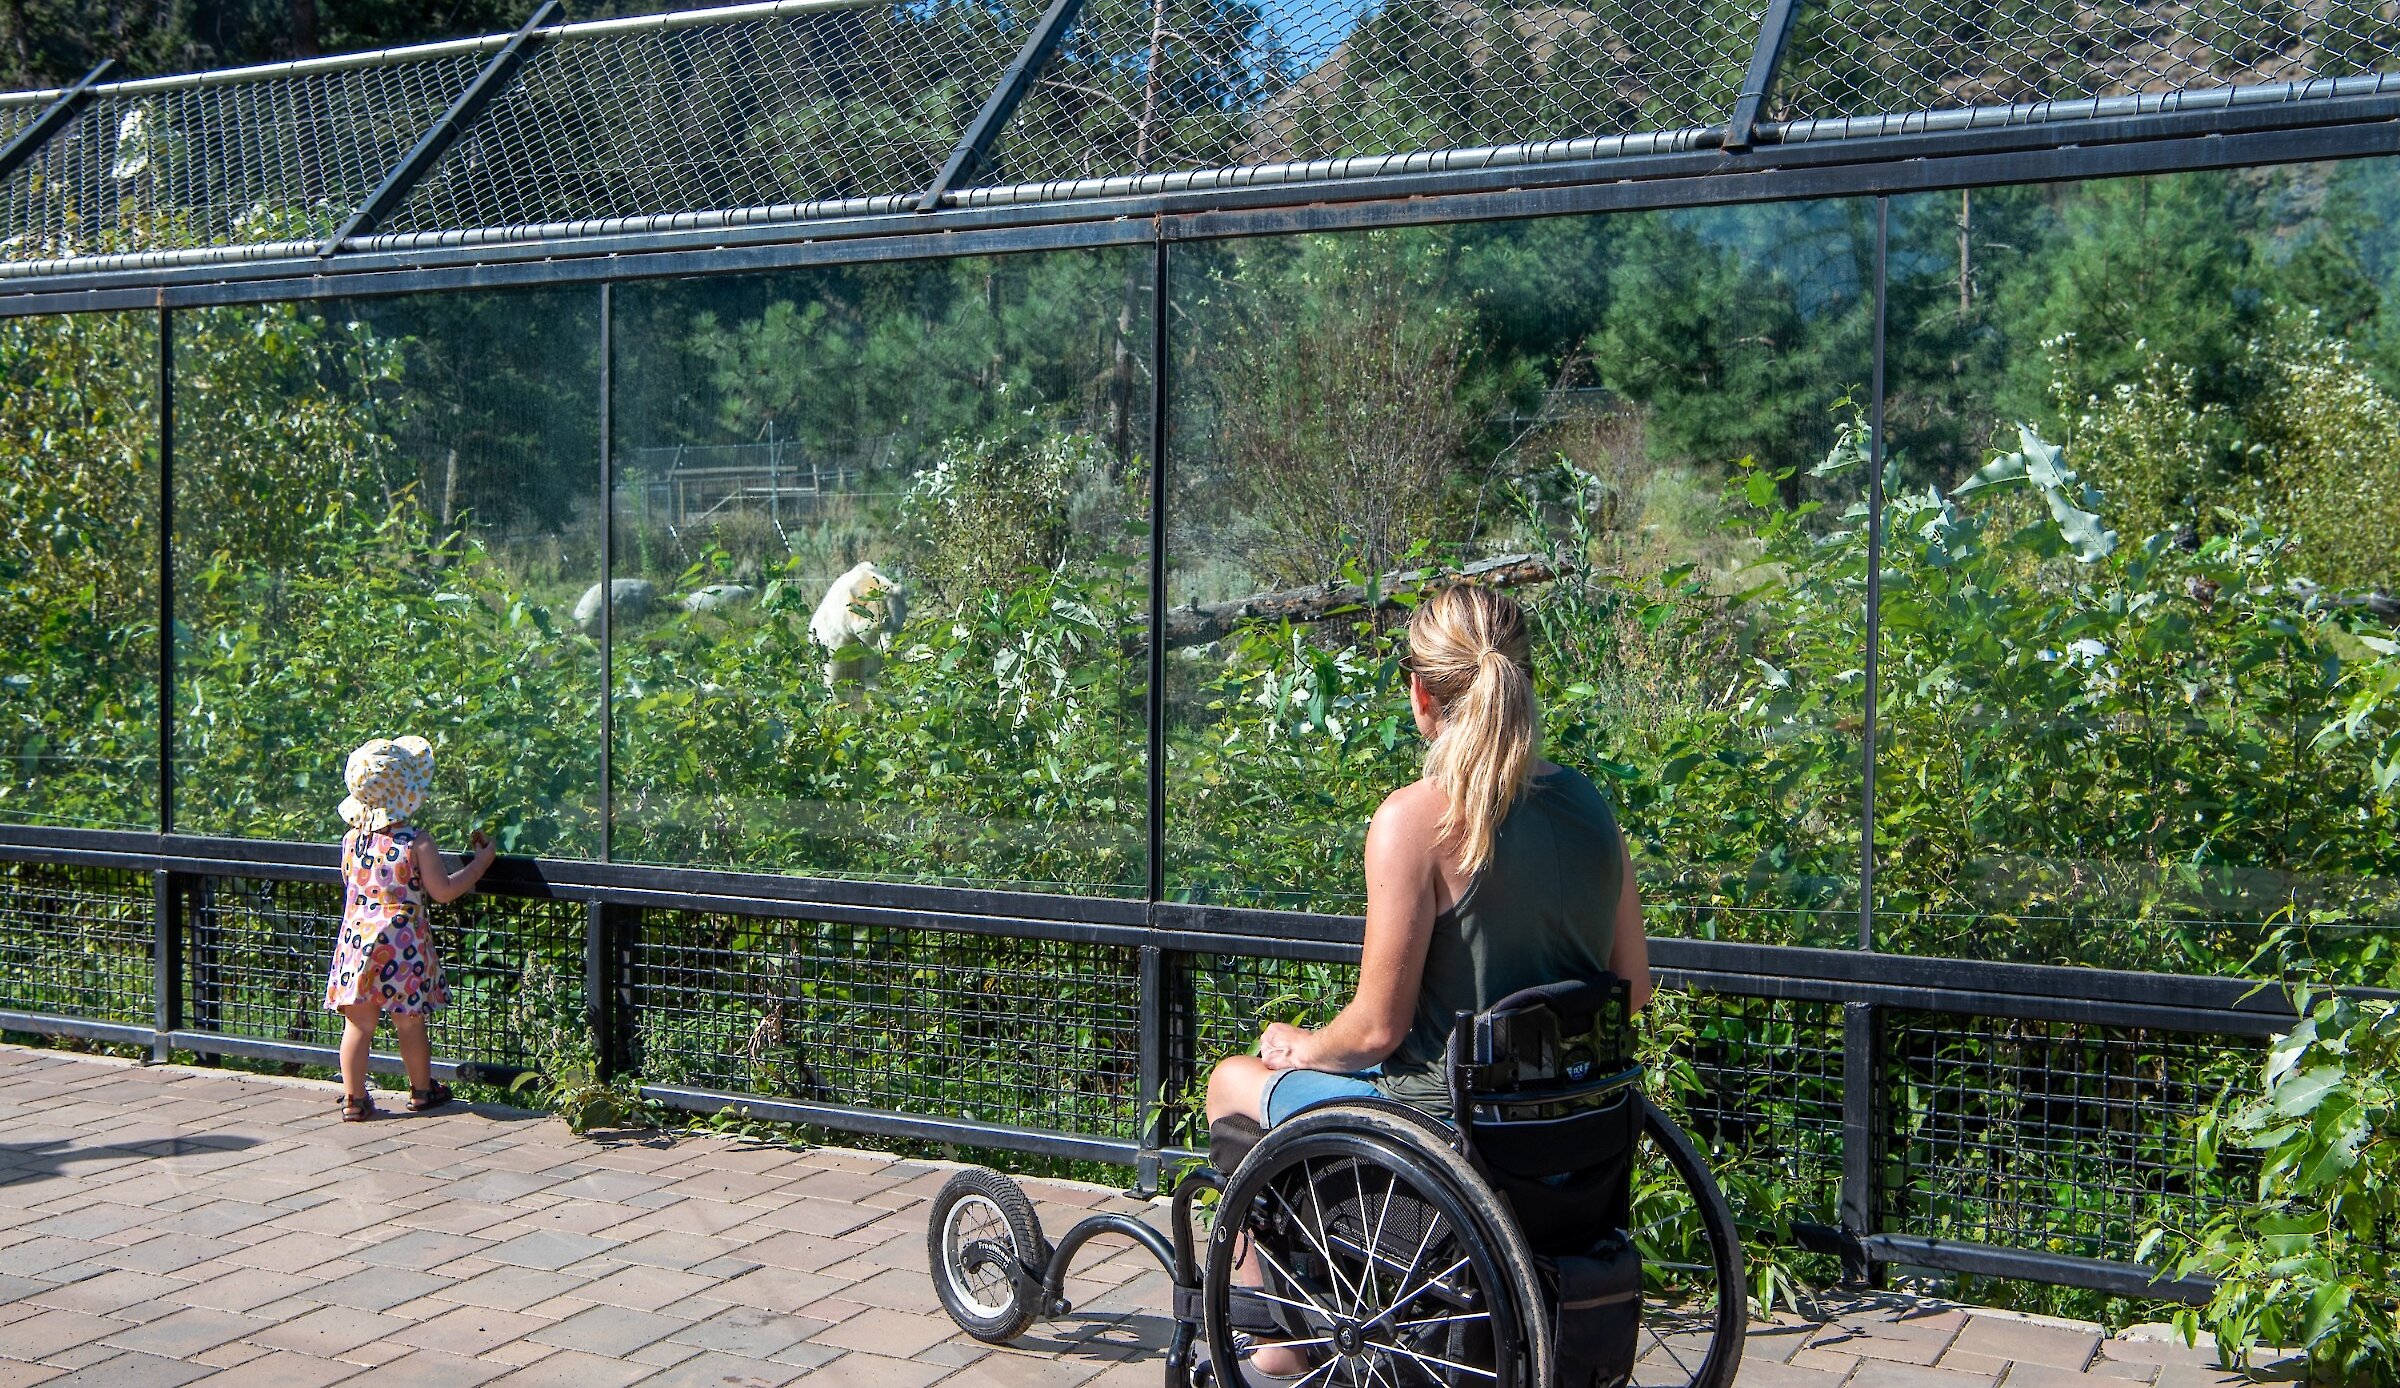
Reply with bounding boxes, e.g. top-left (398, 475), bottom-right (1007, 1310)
top-left (1152, 551), bottom-right (1569, 650)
